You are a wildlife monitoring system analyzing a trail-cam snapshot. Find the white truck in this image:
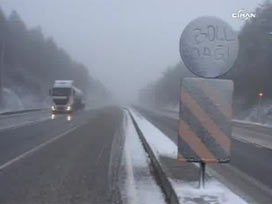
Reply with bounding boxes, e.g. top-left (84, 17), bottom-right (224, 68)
top-left (49, 80), bottom-right (85, 114)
